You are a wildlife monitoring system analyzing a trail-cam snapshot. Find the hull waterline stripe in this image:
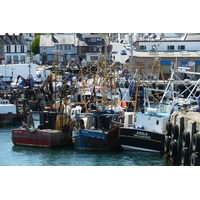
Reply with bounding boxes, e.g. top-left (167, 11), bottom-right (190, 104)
top-left (119, 134), bottom-right (162, 143)
top-left (121, 145), bottom-right (160, 153)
